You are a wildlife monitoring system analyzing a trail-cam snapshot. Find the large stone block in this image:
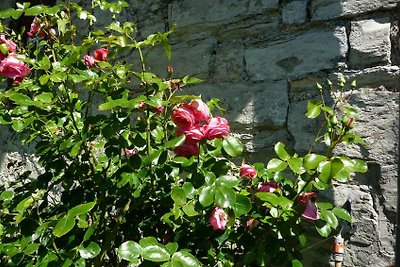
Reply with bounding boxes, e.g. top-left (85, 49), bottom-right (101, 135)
top-left (169, 0), bottom-right (279, 29)
top-left (245, 27), bottom-right (348, 81)
top-left (349, 18), bottom-right (392, 67)
top-left (213, 43), bottom-right (245, 81)
top-left (282, 0), bottom-right (308, 24)
top-left (311, 0), bottom-right (399, 21)
top-left (182, 80), bottom-right (289, 128)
